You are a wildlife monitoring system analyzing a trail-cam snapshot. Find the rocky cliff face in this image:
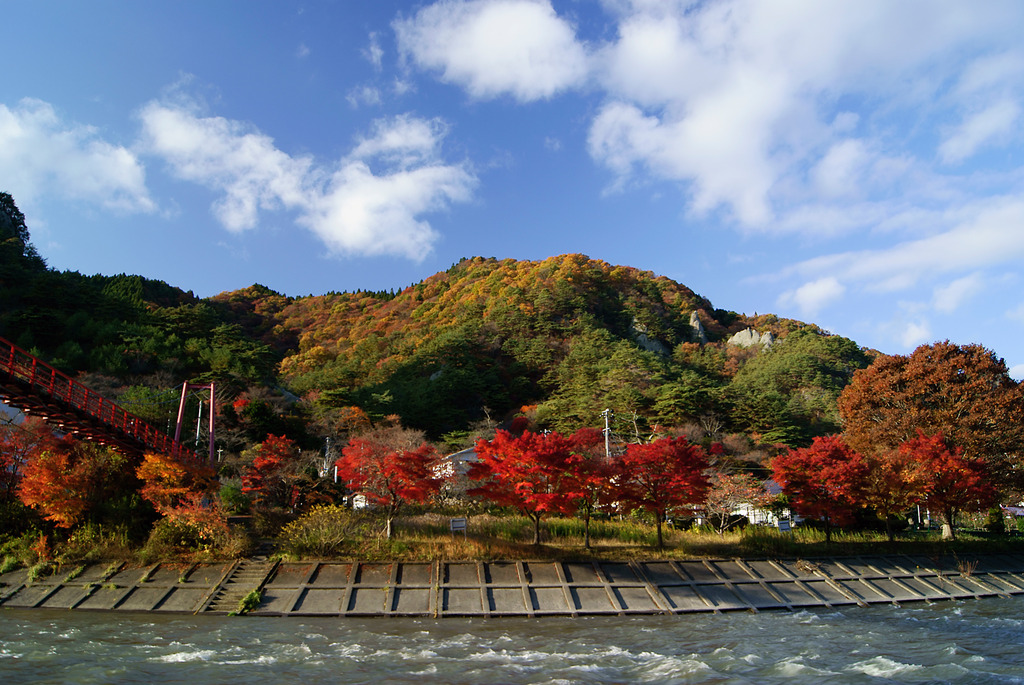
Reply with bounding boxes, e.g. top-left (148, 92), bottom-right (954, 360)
top-left (727, 327), bottom-right (775, 348)
top-left (689, 311), bottom-right (708, 345)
